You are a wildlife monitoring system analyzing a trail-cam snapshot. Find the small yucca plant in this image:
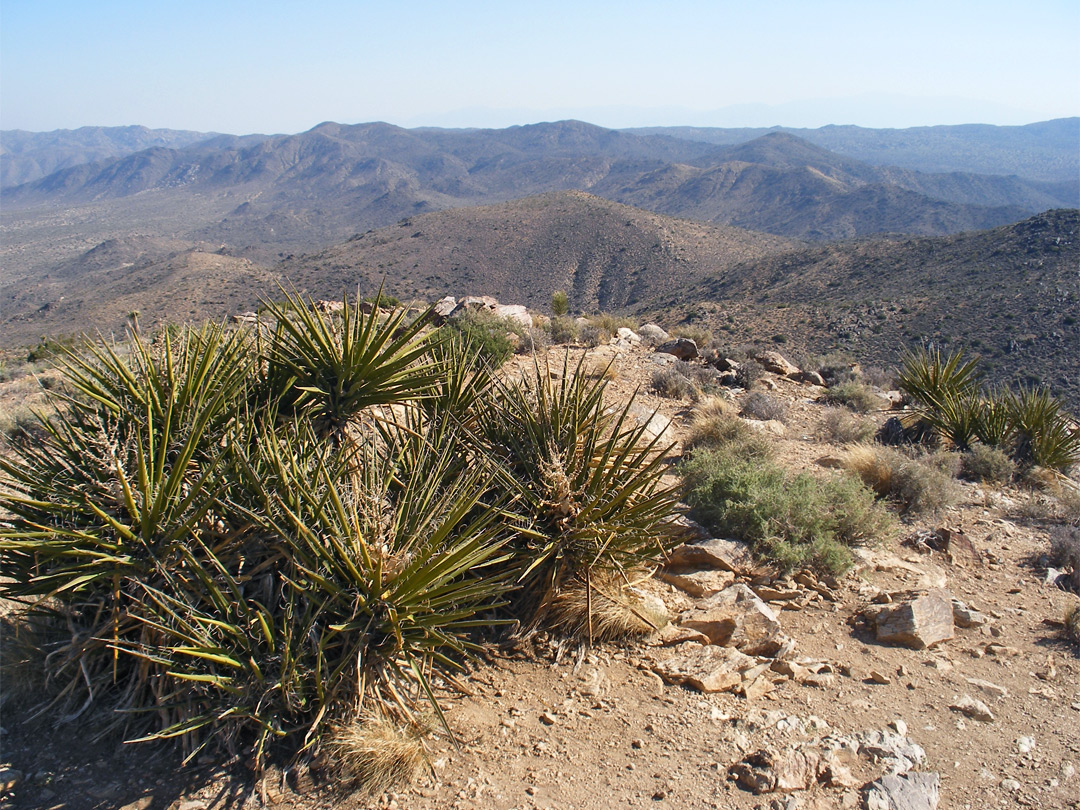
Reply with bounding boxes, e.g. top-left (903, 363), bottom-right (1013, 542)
top-left (897, 346), bottom-right (981, 413)
top-left (478, 354), bottom-right (684, 633)
top-left (1008, 387), bottom-right (1080, 473)
top-left (973, 387), bottom-right (1016, 449)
